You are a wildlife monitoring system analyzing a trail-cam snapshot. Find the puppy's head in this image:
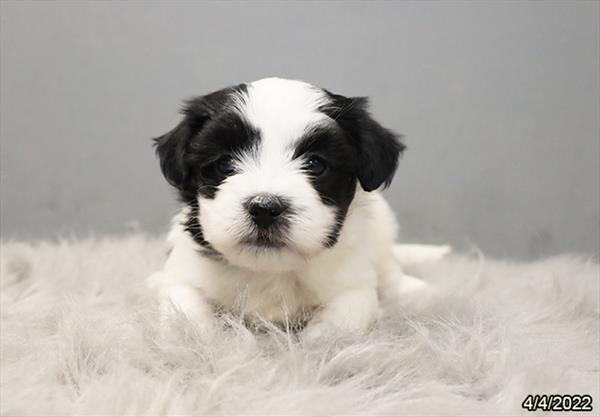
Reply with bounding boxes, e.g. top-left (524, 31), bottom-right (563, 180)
top-left (155, 78), bottom-right (404, 271)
